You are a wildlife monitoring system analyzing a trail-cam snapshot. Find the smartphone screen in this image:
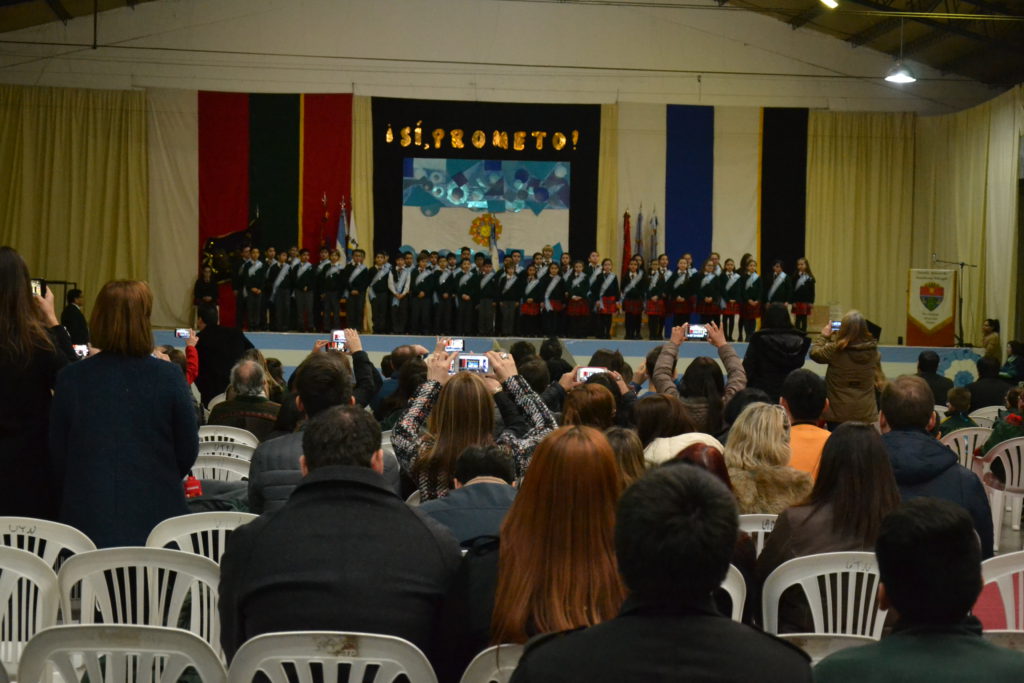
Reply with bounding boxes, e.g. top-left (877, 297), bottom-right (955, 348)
top-left (327, 340), bottom-right (347, 352)
top-left (458, 355), bottom-right (490, 373)
top-left (830, 320), bottom-right (842, 331)
top-left (175, 328), bottom-right (190, 339)
top-left (445, 338), bottom-right (465, 353)
top-left (577, 367), bottom-right (608, 382)
top-left (331, 329), bottom-right (346, 343)
top-left (686, 324), bottom-right (709, 340)
top-left (30, 278), bottom-right (44, 297)
top-left (72, 344), bottom-right (89, 359)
